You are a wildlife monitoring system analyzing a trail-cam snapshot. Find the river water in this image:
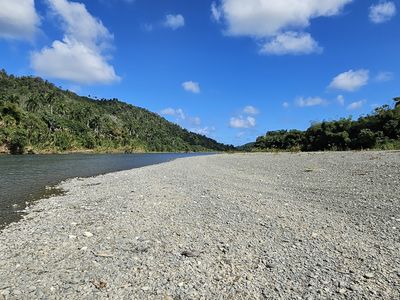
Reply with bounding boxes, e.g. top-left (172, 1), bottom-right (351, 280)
top-left (0, 153), bottom-right (209, 229)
